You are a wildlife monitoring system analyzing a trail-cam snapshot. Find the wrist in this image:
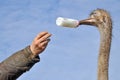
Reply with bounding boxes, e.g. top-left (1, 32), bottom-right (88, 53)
top-left (29, 46), bottom-right (38, 58)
